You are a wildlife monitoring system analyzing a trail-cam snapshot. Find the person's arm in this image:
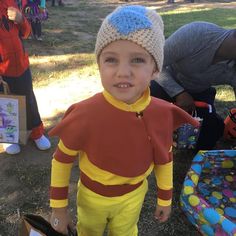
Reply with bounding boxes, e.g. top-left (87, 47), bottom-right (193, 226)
top-left (7, 6), bottom-right (31, 38)
top-left (152, 104), bottom-right (200, 222)
top-left (155, 23), bottom-right (200, 100)
top-left (156, 70), bottom-right (195, 113)
top-left (153, 158), bottom-right (173, 223)
top-left (156, 69), bottom-right (184, 98)
top-left (50, 140), bottom-right (79, 234)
